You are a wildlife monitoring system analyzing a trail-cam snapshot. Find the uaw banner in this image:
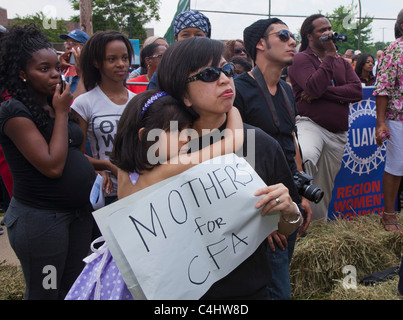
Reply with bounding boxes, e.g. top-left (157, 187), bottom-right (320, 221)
top-left (328, 87), bottom-right (387, 220)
